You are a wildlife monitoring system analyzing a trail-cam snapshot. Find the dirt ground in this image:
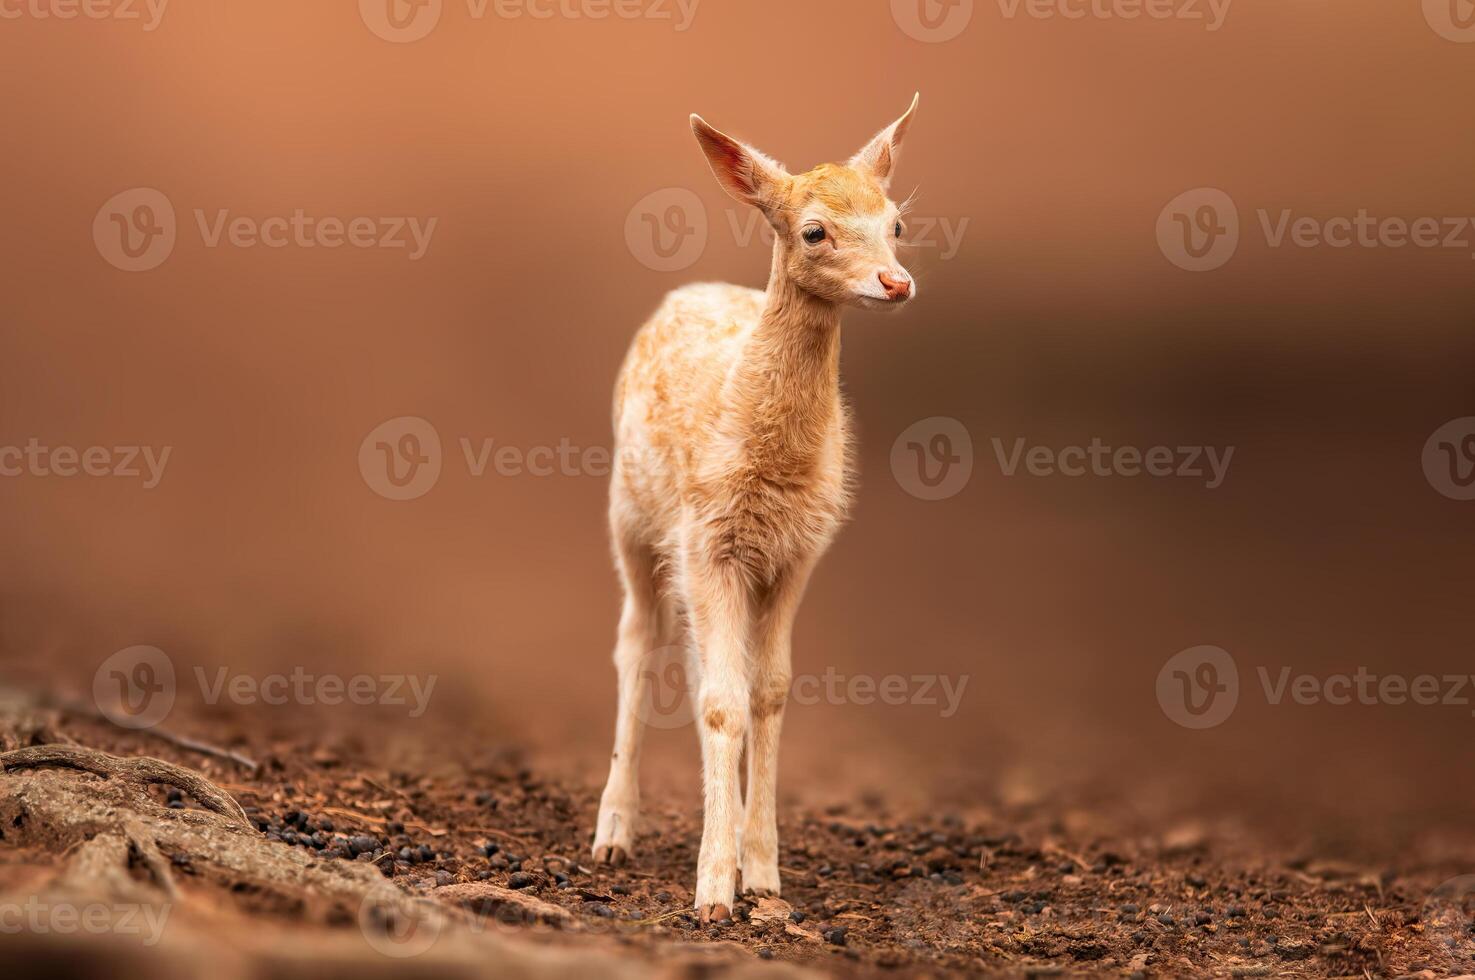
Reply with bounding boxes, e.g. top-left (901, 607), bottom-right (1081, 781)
top-left (5, 701), bottom-right (1475, 979)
